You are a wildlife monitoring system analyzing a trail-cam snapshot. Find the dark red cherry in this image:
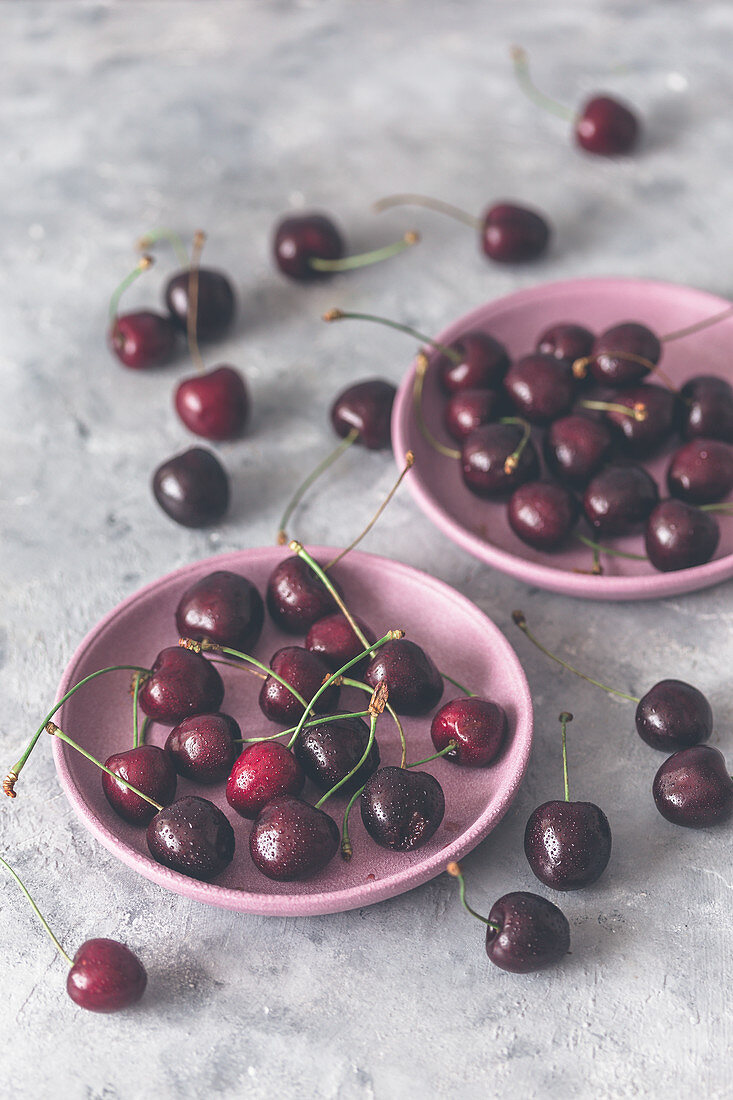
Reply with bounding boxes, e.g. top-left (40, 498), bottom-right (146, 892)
top-left (589, 323), bottom-right (661, 387)
top-left (305, 613), bottom-right (376, 674)
top-left (430, 697), bottom-right (507, 767)
top-left (294, 714), bottom-right (380, 794)
top-left (503, 354), bottom-right (575, 425)
top-left (67, 939), bottom-right (147, 1013)
top-left (524, 801), bottom-right (612, 890)
top-left (174, 365), bottom-right (250, 441)
top-left (680, 375), bottom-right (733, 443)
top-left (508, 480), bottom-right (579, 551)
top-left (583, 463), bottom-right (659, 536)
top-left (175, 569), bottom-right (264, 653)
top-left (544, 414), bottom-right (613, 488)
top-left (485, 892), bottom-right (570, 973)
top-left (139, 647), bottom-right (224, 726)
top-left (652, 745), bottom-right (733, 828)
top-left (360, 766), bottom-right (445, 851)
top-left (108, 311), bottom-right (177, 369)
top-left (152, 446), bottom-right (229, 528)
top-left (436, 332), bottom-right (510, 394)
top-left (266, 555), bottom-right (340, 634)
top-left (226, 742), bottom-right (305, 819)
top-left (635, 680), bottom-right (713, 752)
top-left (603, 383), bottom-right (680, 457)
top-left (101, 746), bottom-right (177, 825)
top-left (536, 322), bottom-right (594, 363)
top-left (575, 95), bottom-right (639, 155)
top-left (330, 379), bottom-right (396, 449)
top-left (146, 795), bottom-right (235, 880)
top-left (644, 499), bottom-right (719, 572)
top-left (165, 713), bottom-right (239, 784)
top-left (273, 213), bottom-right (344, 281)
top-left (481, 203), bottom-right (550, 263)
top-left (259, 647), bottom-right (340, 724)
top-left (462, 423), bottom-right (540, 499)
top-left (444, 389), bottom-right (502, 442)
top-left (165, 268), bottom-right (235, 341)
top-left (667, 439), bottom-right (733, 503)
top-left (364, 639), bottom-right (443, 716)
top-left (249, 795), bottom-right (339, 880)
